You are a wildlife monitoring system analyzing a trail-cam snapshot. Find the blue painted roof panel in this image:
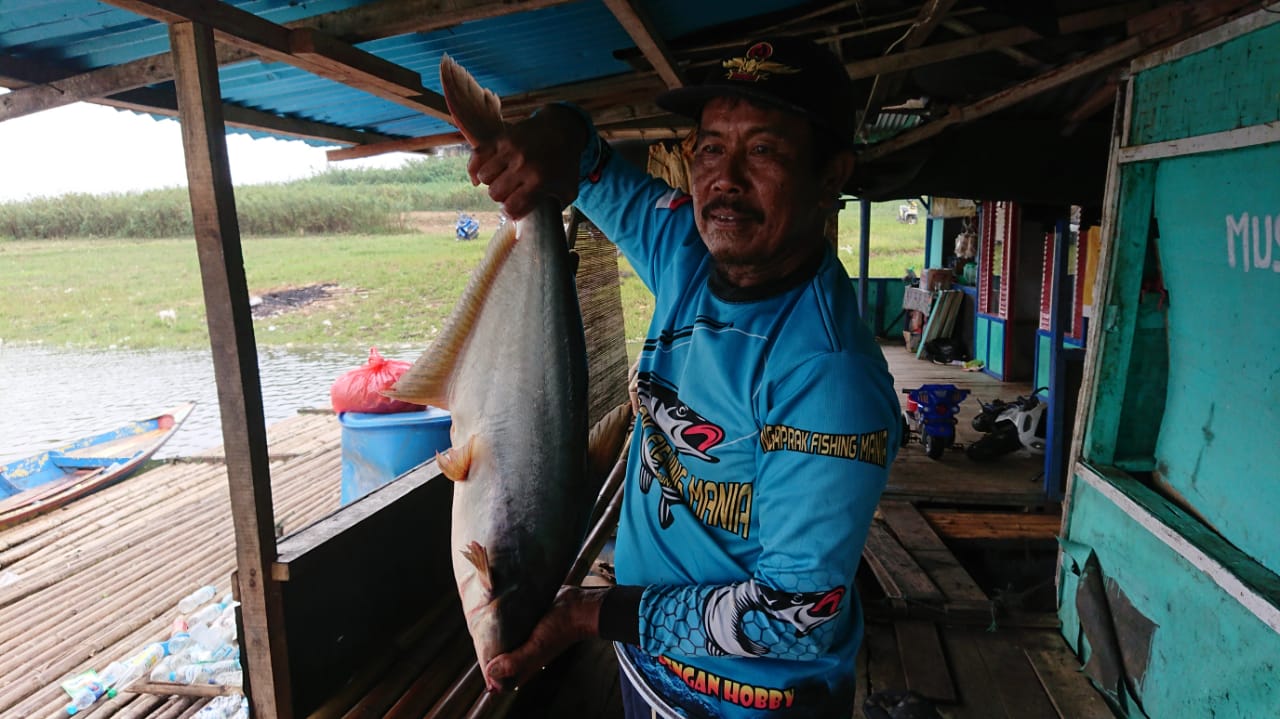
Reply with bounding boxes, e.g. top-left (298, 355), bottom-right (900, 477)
top-left (1, 0), bottom-right (815, 144)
